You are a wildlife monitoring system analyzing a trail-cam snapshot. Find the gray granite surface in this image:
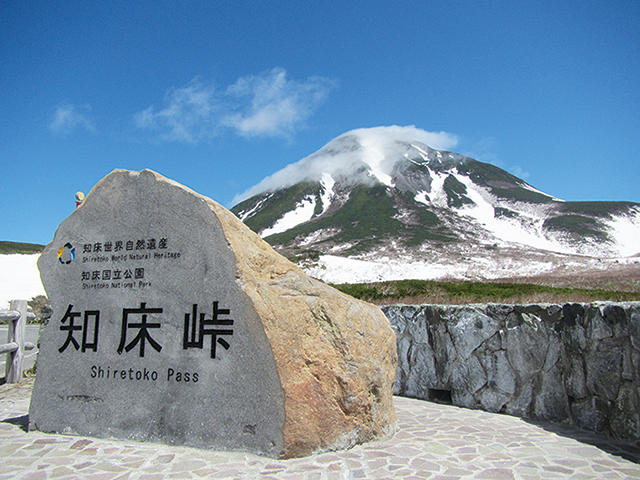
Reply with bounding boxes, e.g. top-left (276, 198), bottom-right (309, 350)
top-left (31, 170), bottom-right (283, 456)
top-left (384, 303), bottom-right (640, 442)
